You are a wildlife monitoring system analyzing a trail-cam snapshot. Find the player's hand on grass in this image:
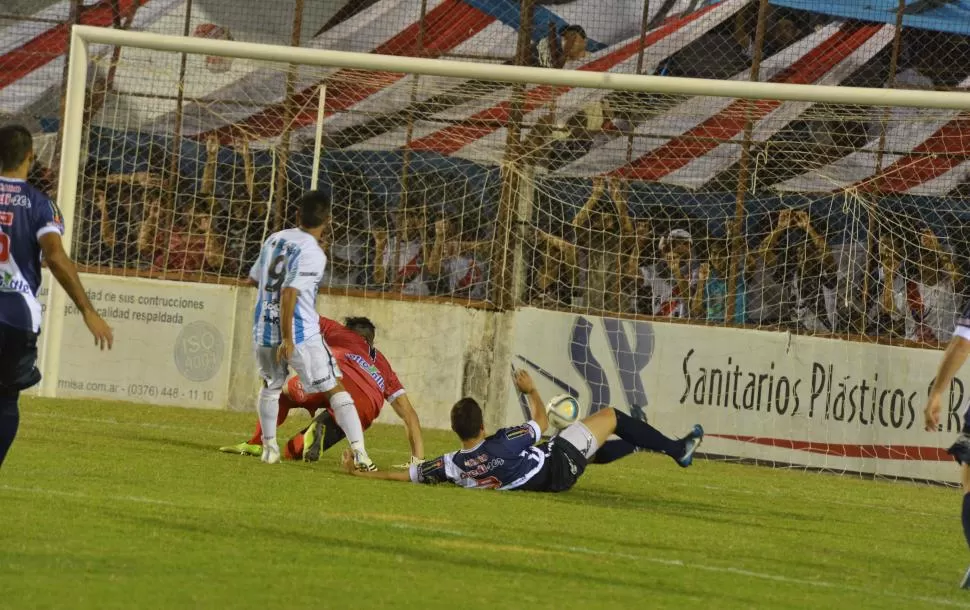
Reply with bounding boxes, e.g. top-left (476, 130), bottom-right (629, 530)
top-left (513, 369), bottom-right (536, 394)
top-left (83, 310), bottom-right (113, 350)
top-left (277, 339), bottom-right (295, 364)
top-left (392, 456), bottom-right (423, 470)
top-left (924, 393), bottom-right (942, 432)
